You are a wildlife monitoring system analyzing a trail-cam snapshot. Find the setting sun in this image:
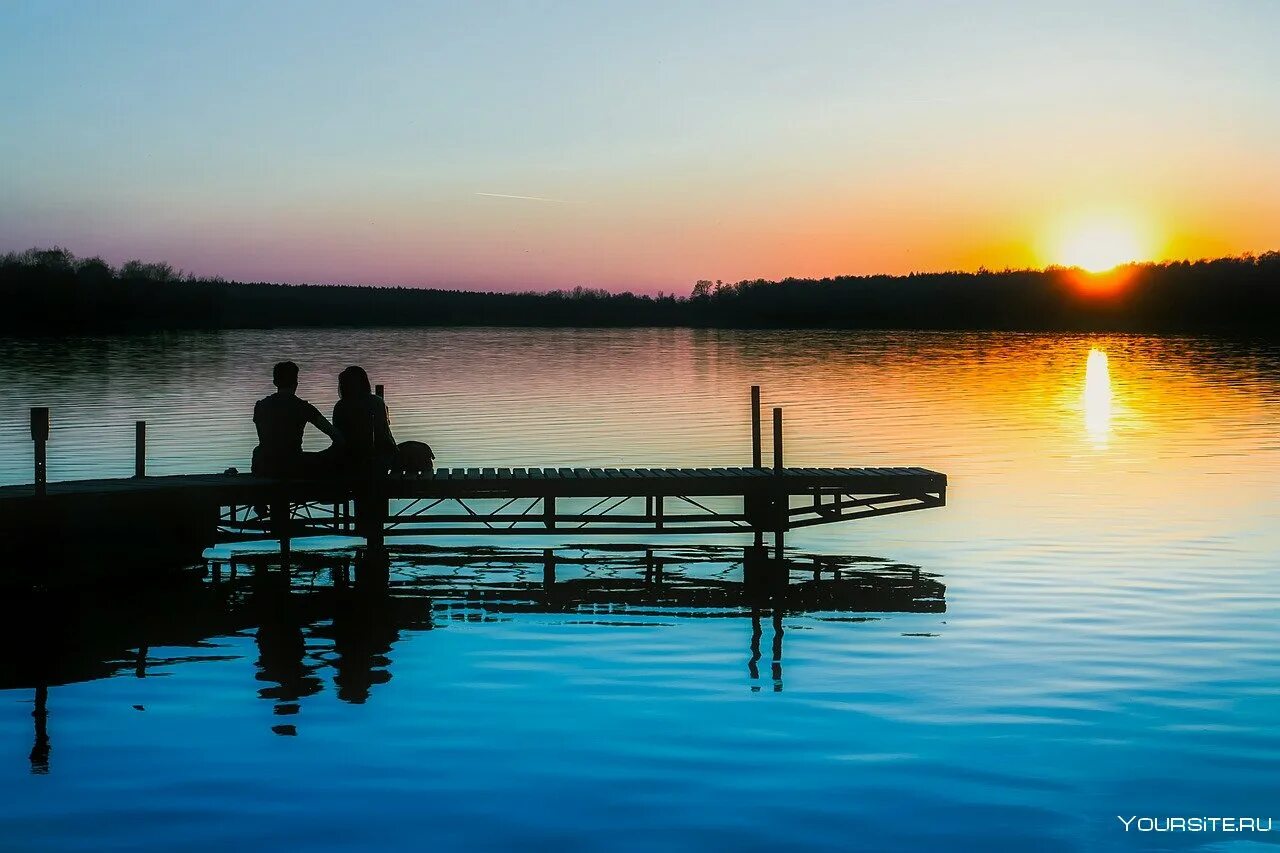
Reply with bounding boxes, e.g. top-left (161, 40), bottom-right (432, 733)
top-left (1052, 216), bottom-right (1153, 272)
